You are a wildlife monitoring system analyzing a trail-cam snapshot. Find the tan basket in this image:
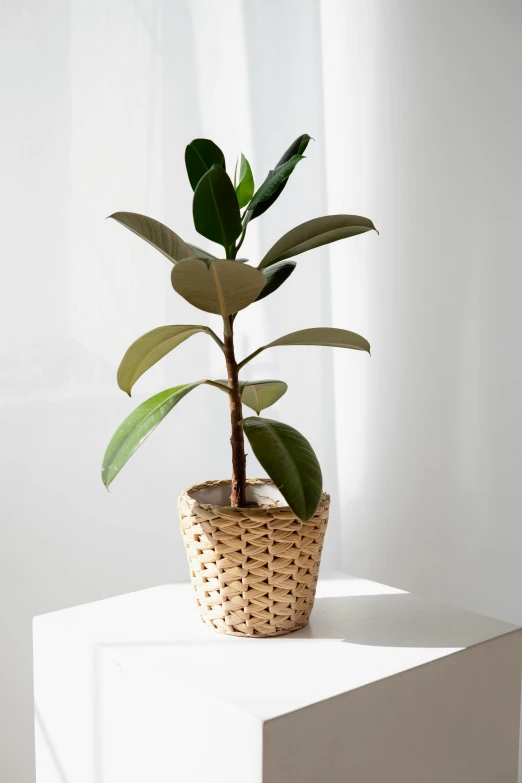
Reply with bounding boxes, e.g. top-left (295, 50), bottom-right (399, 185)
top-left (179, 478), bottom-right (329, 638)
